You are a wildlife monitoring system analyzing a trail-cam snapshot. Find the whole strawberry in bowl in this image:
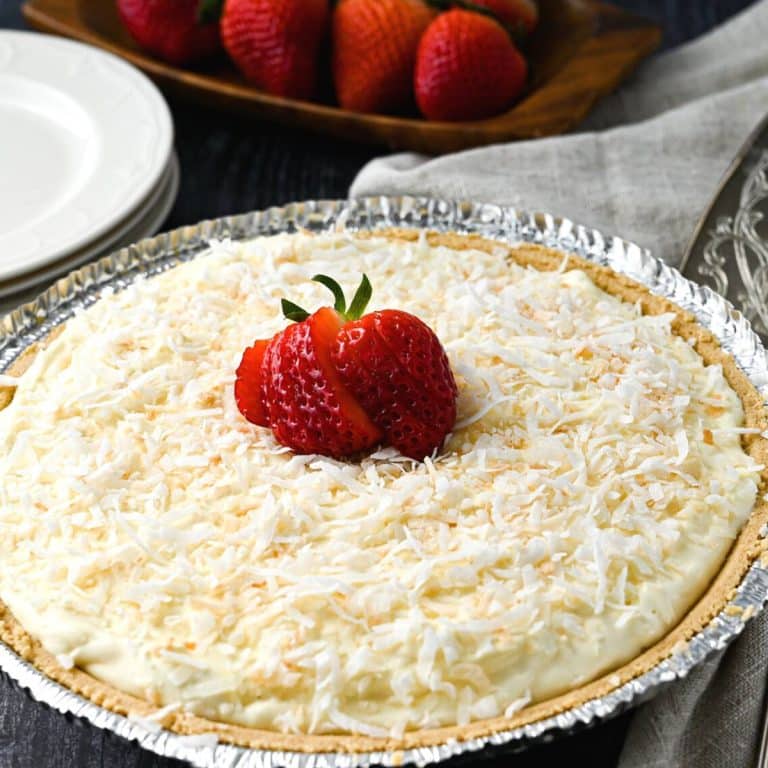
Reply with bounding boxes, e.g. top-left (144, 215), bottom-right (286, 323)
top-left (332, 0), bottom-right (436, 114)
top-left (221, 0), bottom-right (330, 99)
top-left (415, 8), bottom-right (528, 121)
top-left (117, 0), bottom-right (222, 64)
top-left (235, 274), bottom-right (458, 460)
